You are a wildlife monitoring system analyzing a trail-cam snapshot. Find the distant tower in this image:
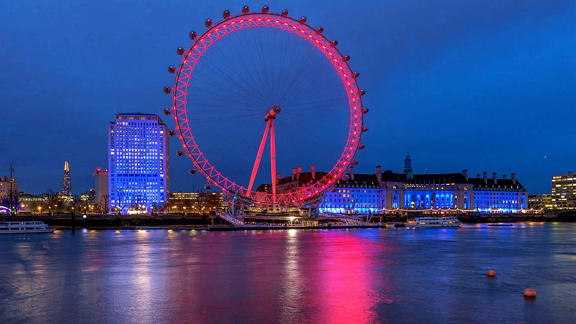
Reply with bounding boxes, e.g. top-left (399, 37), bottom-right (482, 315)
top-left (404, 152), bottom-right (413, 180)
top-left (61, 161), bottom-right (73, 202)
